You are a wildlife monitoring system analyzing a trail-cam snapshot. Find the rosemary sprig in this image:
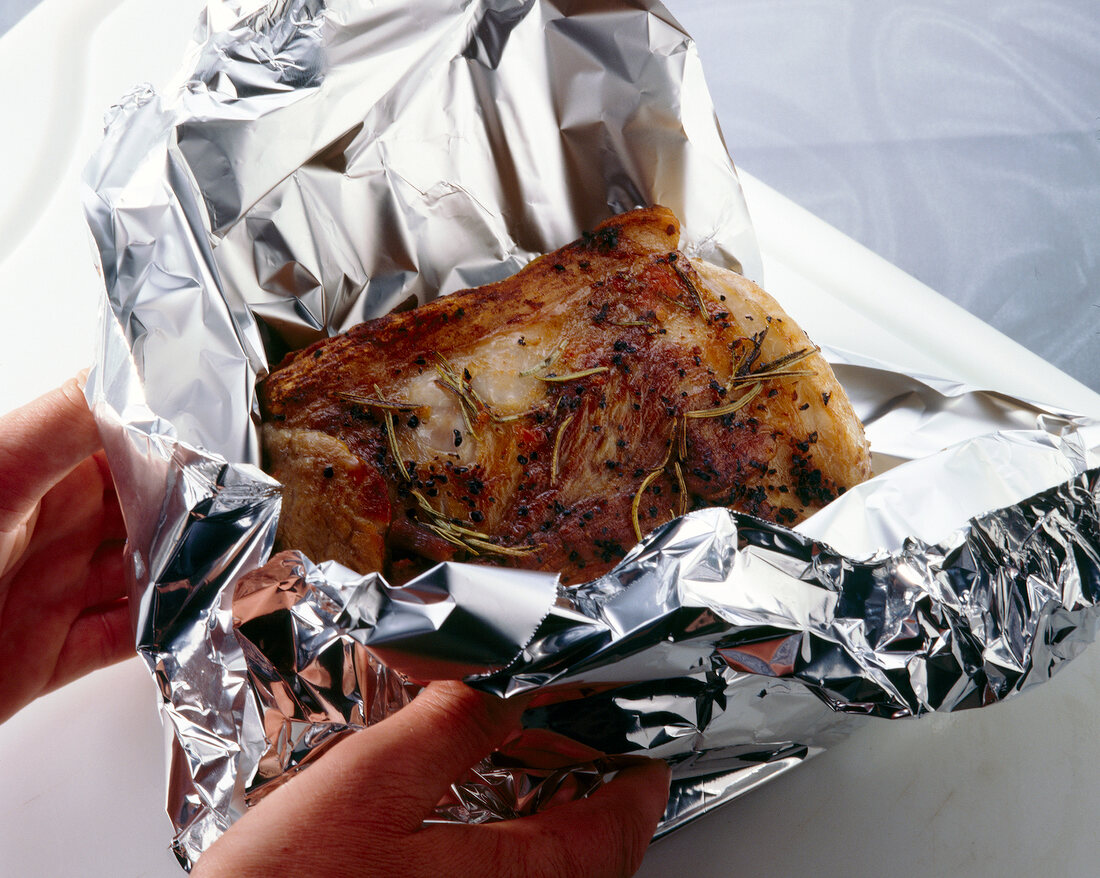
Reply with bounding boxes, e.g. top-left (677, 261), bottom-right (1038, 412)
top-left (670, 260), bottom-right (710, 322)
top-left (336, 386), bottom-right (420, 481)
top-left (672, 460), bottom-right (688, 516)
top-left (728, 328), bottom-right (819, 389)
top-left (410, 488), bottom-right (446, 519)
top-left (368, 383), bottom-right (411, 482)
top-left (431, 351), bottom-right (543, 427)
top-left (739, 368), bottom-right (816, 383)
top-left (411, 489), bottom-right (535, 558)
top-left (493, 409), bottom-right (538, 423)
top-left (686, 382), bottom-right (763, 419)
top-left (537, 366), bottom-right (610, 383)
top-left (383, 411), bottom-right (410, 481)
top-left (430, 350), bottom-right (471, 397)
top-left (631, 467), bottom-right (664, 544)
top-left (335, 391), bottom-right (426, 413)
top-left (659, 417), bottom-right (679, 470)
top-left (731, 347), bottom-right (818, 387)
top-left (630, 418), bottom-right (680, 543)
top-left (551, 412), bottom-right (575, 486)
top-left (427, 522), bottom-right (477, 553)
top-left (518, 336), bottom-right (568, 377)
top-left (656, 290), bottom-right (693, 312)
top-left (731, 328), bottom-right (768, 380)
top-left (752, 345), bottom-right (818, 374)
top-left (431, 351), bottom-right (481, 440)
top-left (465, 538), bottom-right (536, 558)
